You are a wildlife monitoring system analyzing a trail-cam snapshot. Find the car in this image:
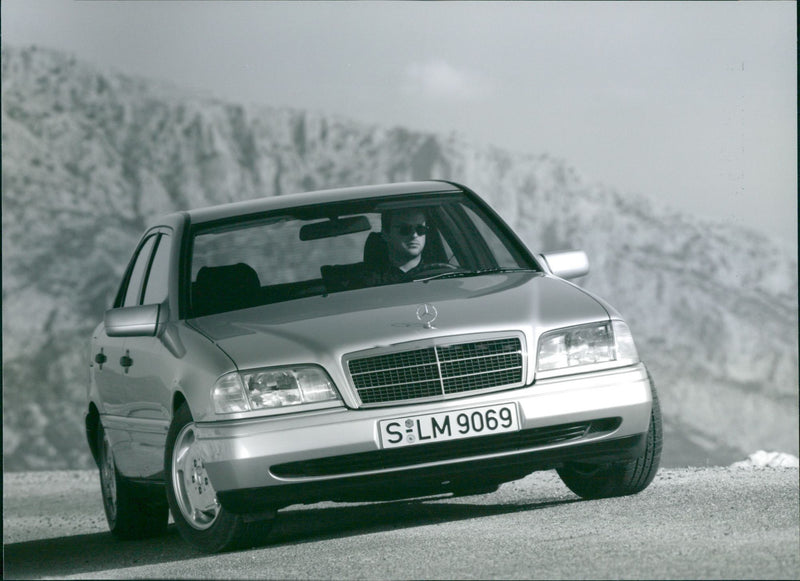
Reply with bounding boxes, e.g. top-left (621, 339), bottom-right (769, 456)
top-left (85, 180), bottom-right (662, 552)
